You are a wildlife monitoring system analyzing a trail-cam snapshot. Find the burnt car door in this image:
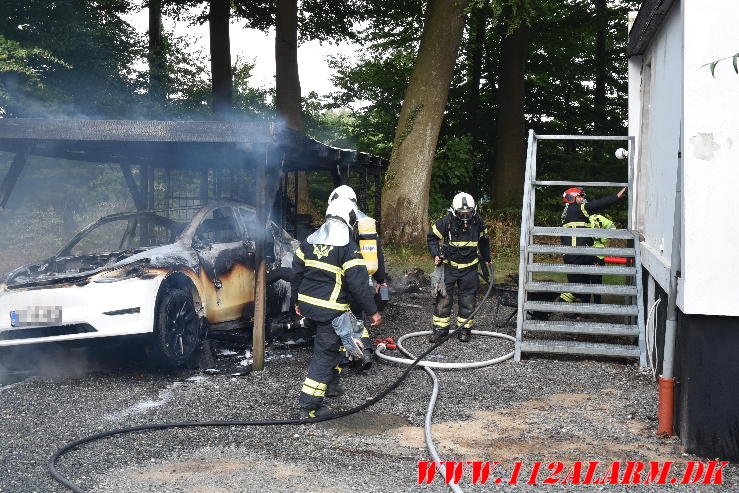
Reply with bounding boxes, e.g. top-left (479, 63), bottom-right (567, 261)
top-left (234, 206), bottom-right (296, 318)
top-left (192, 206), bottom-right (254, 323)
